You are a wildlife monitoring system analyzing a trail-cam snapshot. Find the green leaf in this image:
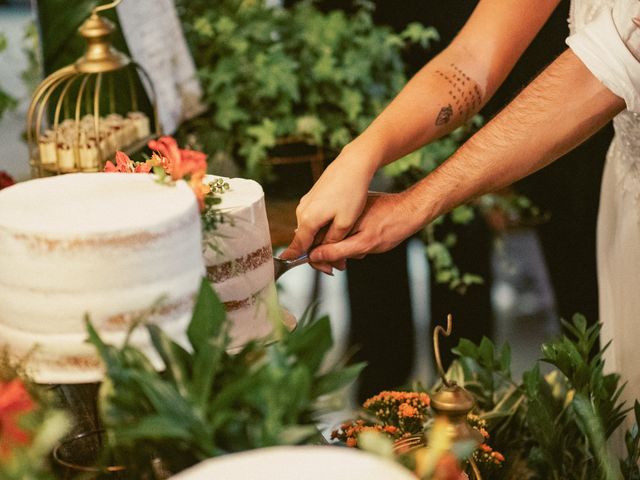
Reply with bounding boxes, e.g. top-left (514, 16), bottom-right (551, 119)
top-left (572, 393), bottom-right (622, 480)
top-left (452, 338), bottom-right (478, 359)
top-left (499, 343), bottom-right (512, 374)
top-left (450, 205), bottom-right (475, 225)
top-left (358, 430), bottom-right (395, 459)
top-left (478, 337), bottom-right (496, 367)
top-left (247, 119), bottom-right (278, 149)
top-left (339, 88), bottom-right (363, 122)
top-left (147, 324), bottom-right (192, 397)
top-left (461, 273), bottom-right (484, 286)
top-left (84, 316), bottom-right (120, 373)
top-left (112, 415), bottom-right (193, 444)
top-left (312, 362), bottom-right (366, 397)
top-left (284, 316), bottom-right (333, 372)
top-left (383, 150), bottom-right (422, 177)
top-left (187, 278), bottom-right (227, 353)
top-left (400, 22), bottom-right (440, 49)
